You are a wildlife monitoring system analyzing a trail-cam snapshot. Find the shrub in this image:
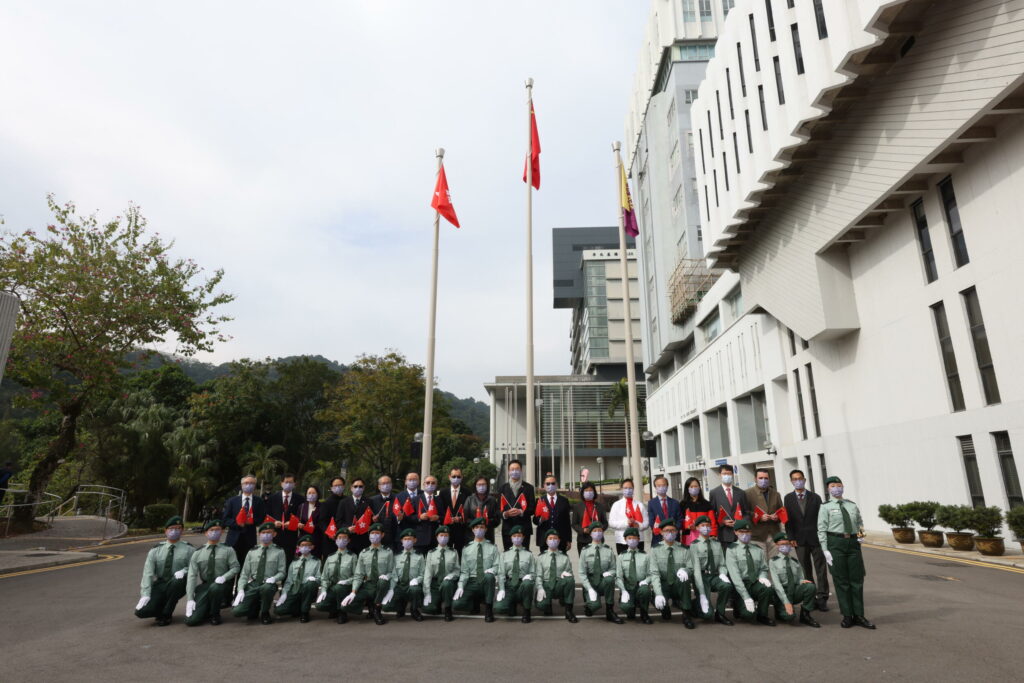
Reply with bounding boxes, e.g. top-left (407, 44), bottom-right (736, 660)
top-left (967, 506), bottom-right (1003, 538)
top-left (877, 504), bottom-right (912, 528)
top-left (936, 504), bottom-right (973, 533)
top-left (903, 501), bottom-right (940, 530)
top-left (1005, 506), bottom-right (1024, 541)
top-left (143, 503), bottom-right (179, 530)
